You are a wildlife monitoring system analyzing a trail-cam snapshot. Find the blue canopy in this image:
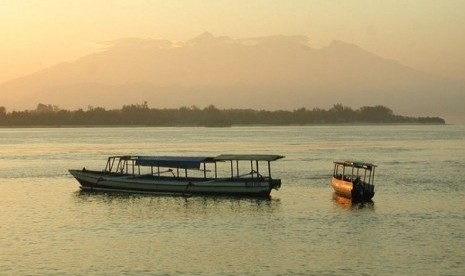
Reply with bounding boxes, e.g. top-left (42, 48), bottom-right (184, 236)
top-left (135, 156), bottom-right (213, 169)
top-left (214, 154), bottom-right (284, 161)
